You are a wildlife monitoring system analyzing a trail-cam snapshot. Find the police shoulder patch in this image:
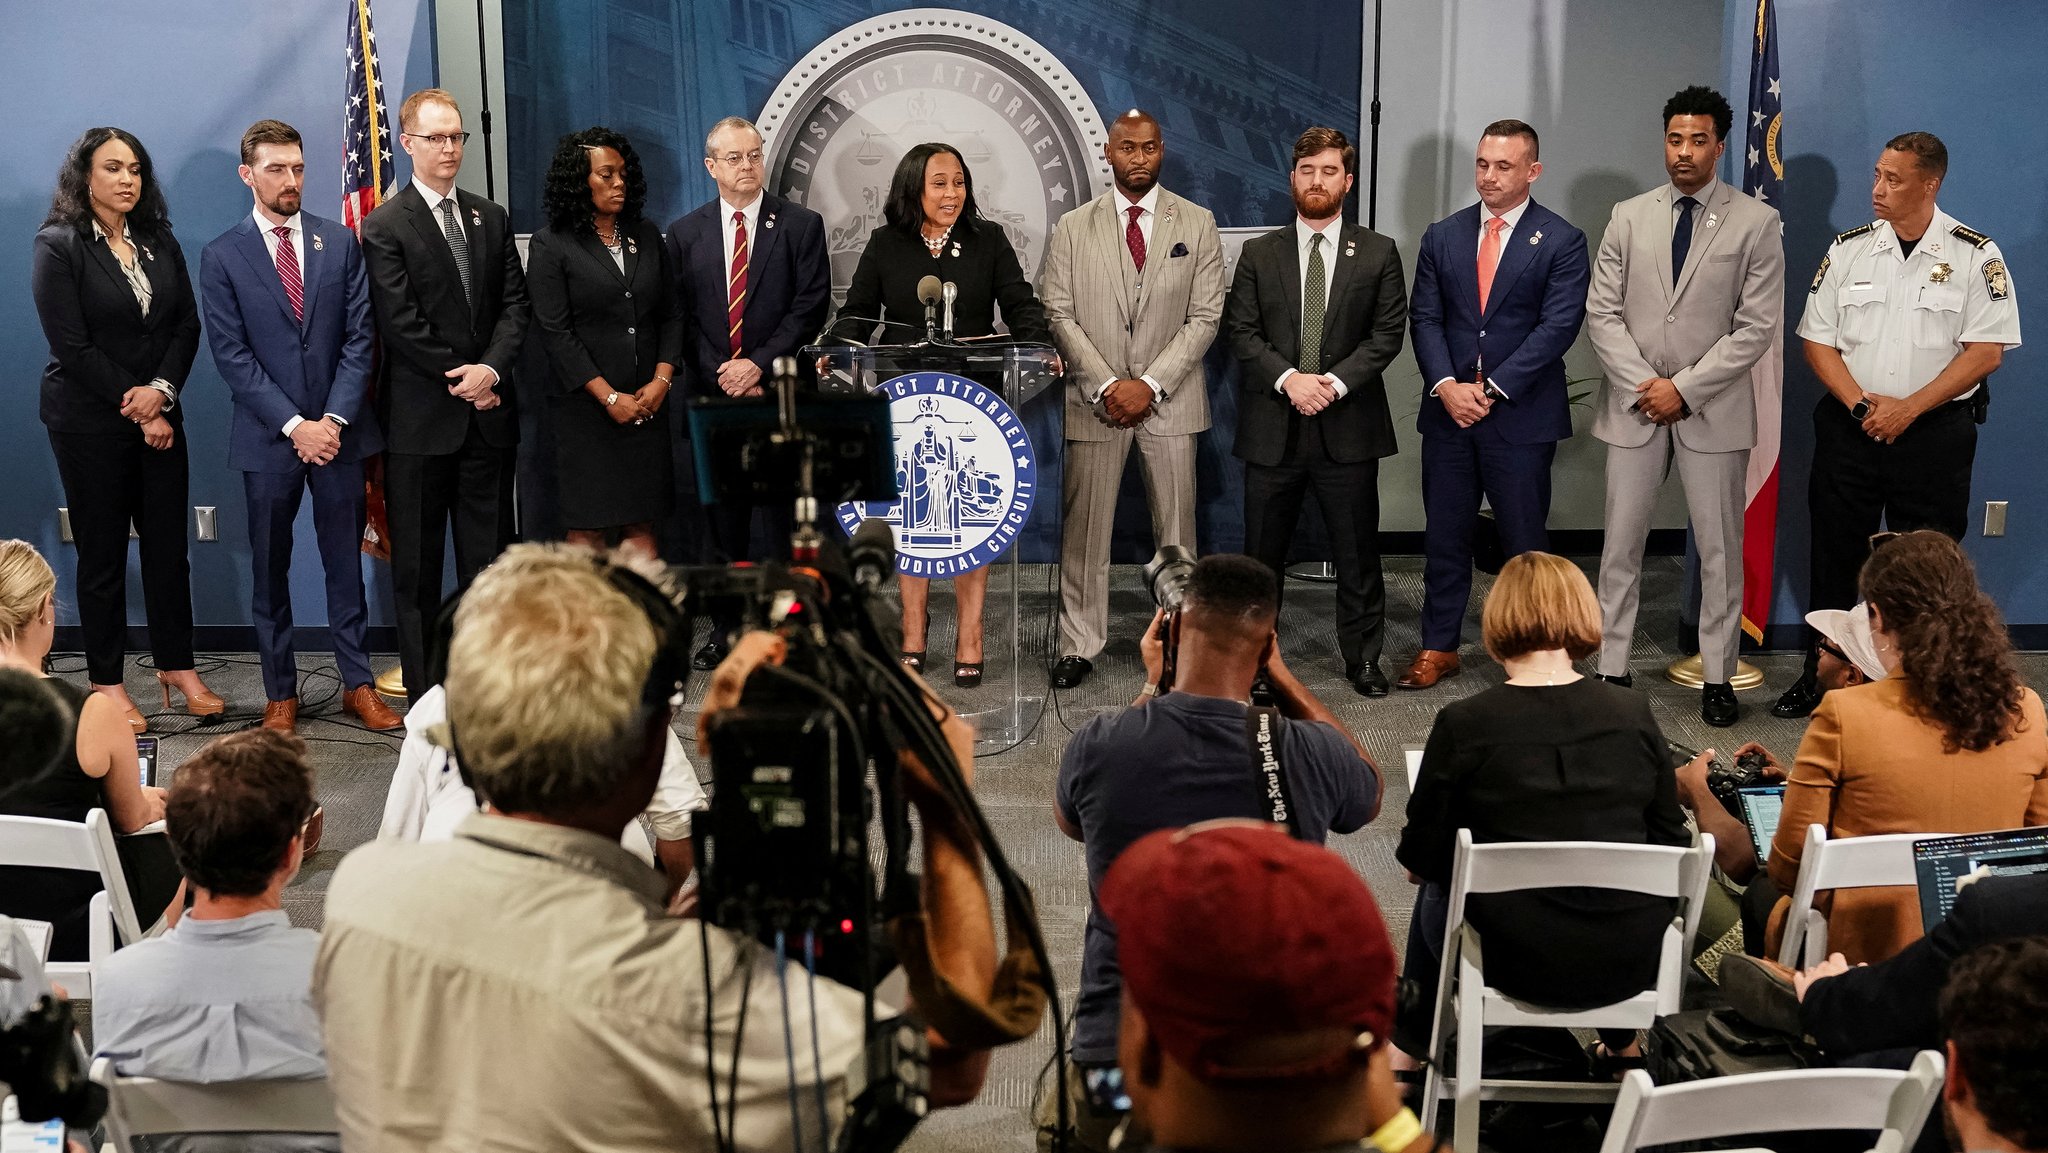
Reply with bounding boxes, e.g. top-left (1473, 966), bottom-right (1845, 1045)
top-left (1951, 224), bottom-right (1992, 250)
top-left (1983, 258), bottom-right (2012, 301)
top-left (1834, 222), bottom-right (1876, 245)
top-left (1809, 254), bottom-right (1831, 294)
